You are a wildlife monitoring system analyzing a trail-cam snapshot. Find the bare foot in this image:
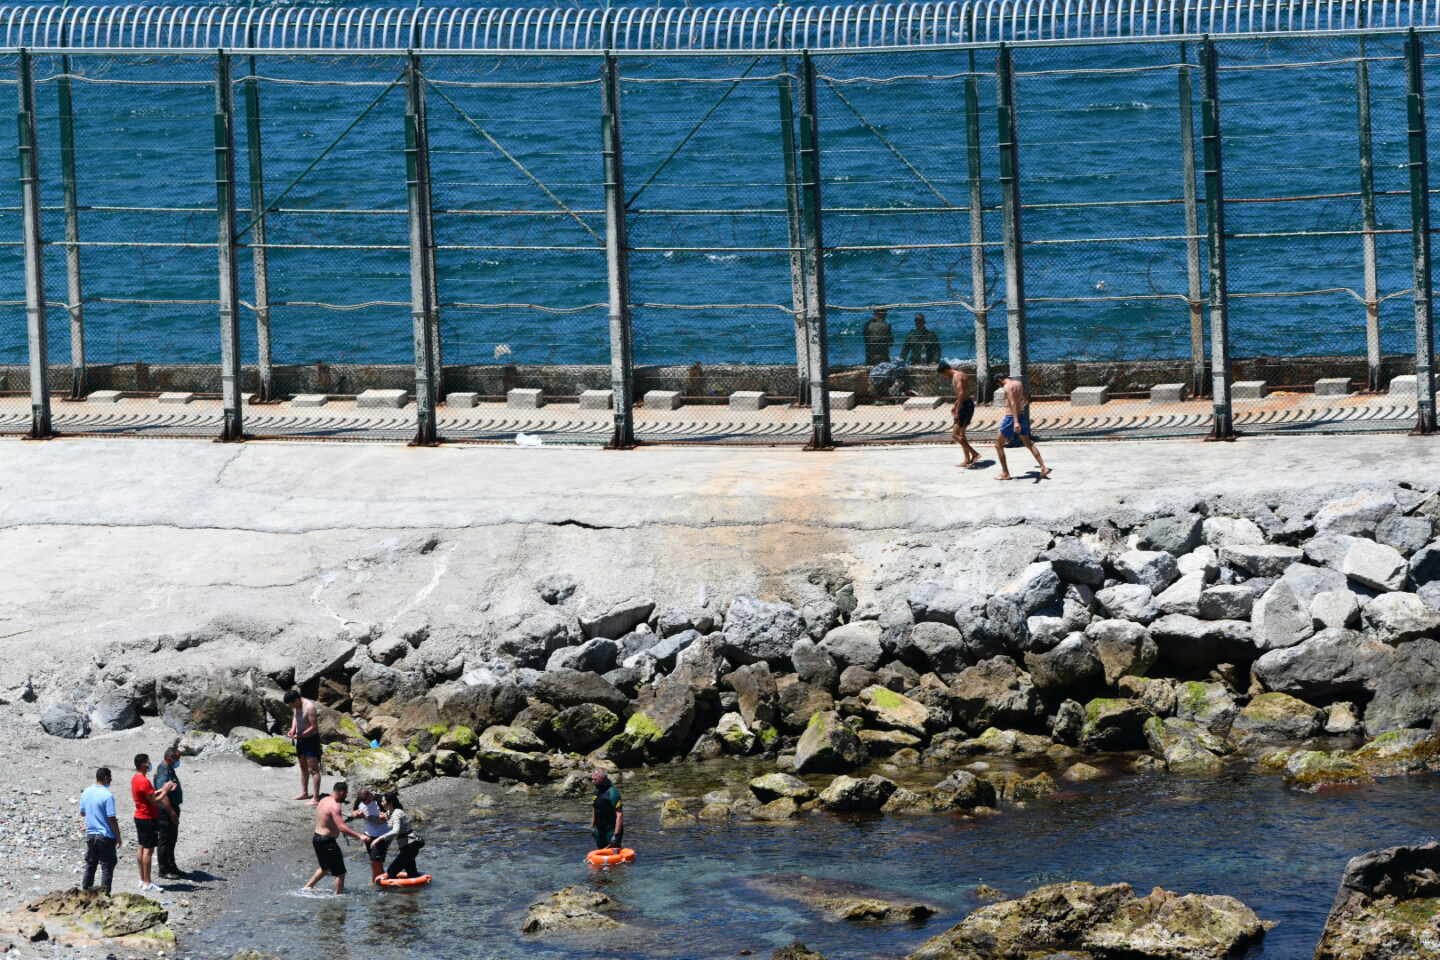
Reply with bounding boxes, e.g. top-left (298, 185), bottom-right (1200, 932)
top-left (292, 793), bottom-right (311, 801)
top-left (996, 473), bottom-right (1013, 480)
top-left (307, 799), bottom-right (321, 806)
top-left (1039, 468), bottom-right (1052, 478)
